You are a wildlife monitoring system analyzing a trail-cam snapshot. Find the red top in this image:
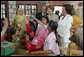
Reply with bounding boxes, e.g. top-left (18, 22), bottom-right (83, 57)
top-left (26, 23), bottom-right (35, 37)
top-left (1, 33), bottom-right (7, 41)
top-left (26, 23), bottom-right (31, 33)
